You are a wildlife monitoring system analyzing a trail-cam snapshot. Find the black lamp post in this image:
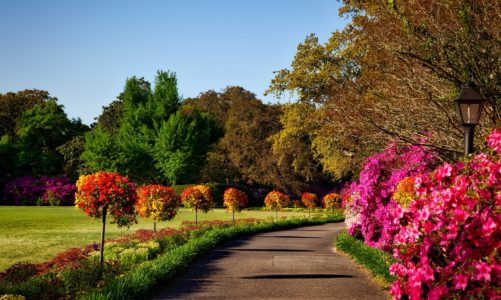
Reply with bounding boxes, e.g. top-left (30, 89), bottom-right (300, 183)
top-left (456, 82), bottom-right (485, 155)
